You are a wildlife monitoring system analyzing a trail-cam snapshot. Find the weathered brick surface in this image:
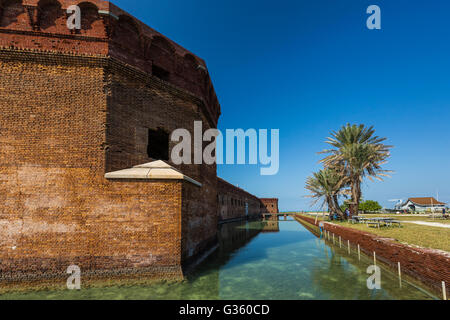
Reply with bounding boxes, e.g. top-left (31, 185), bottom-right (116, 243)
top-left (0, 53), bottom-right (189, 280)
top-left (260, 198), bottom-right (279, 214)
top-left (0, 0), bottom-right (221, 126)
top-left (0, 1), bottom-right (272, 285)
top-left (102, 57), bottom-right (219, 266)
top-left (0, 172), bottom-right (184, 280)
top-left (181, 181), bottom-right (217, 264)
top-left (297, 215), bottom-right (450, 297)
top-left (0, 52), bottom-right (106, 169)
top-left (217, 178), bottom-right (264, 222)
